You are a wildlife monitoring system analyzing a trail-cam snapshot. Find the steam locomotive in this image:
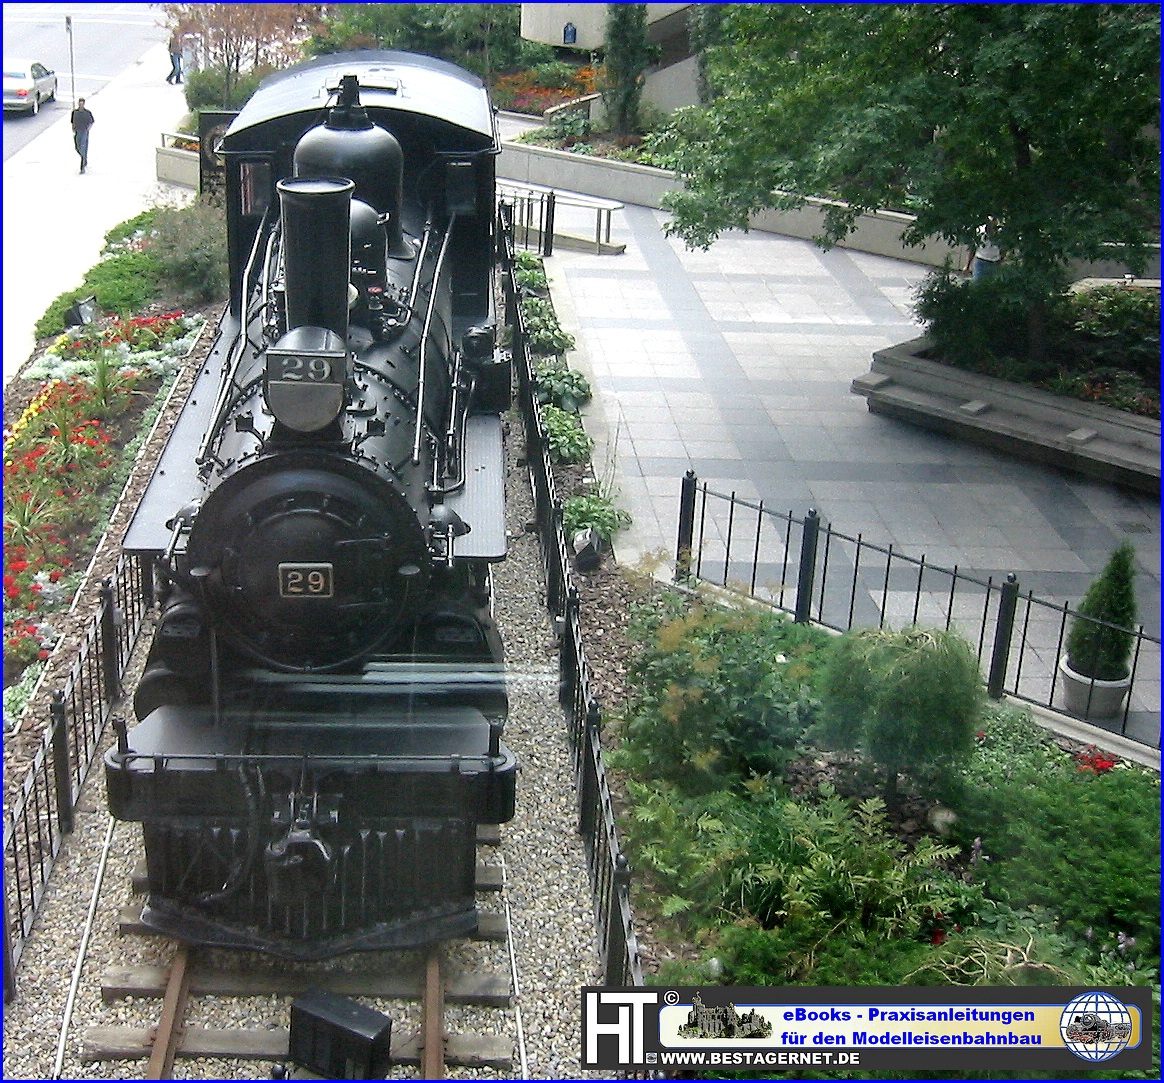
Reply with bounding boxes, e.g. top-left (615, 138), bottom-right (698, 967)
top-left (104, 51), bottom-right (516, 959)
